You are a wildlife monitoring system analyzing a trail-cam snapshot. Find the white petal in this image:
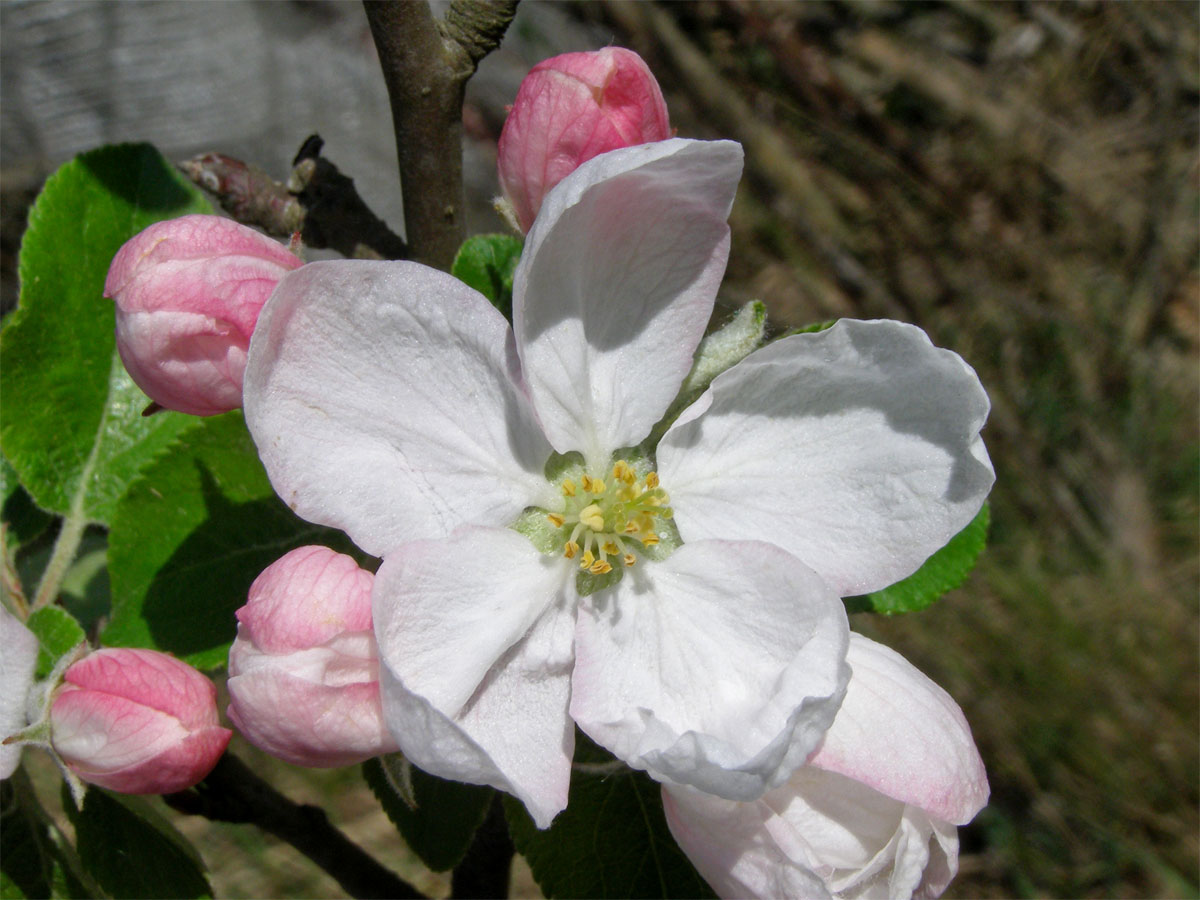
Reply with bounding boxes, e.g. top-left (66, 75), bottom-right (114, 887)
top-left (570, 540), bottom-right (849, 800)
top-left (374, 527), bottom-right (576, 828)
top-left (662, 785), bottom-right (832, 900)
top-left (665, 770), bottom-right (960, 900)
top-left (660, 319), bottom-right (994, 596)
top-left (514, 139), bottom-right (743, 466)
top-left (1, 607), bottom-right (39, 779)
top-left (807, 634), bottom-right (989, 826)
top-left (244, 260), bottom-right (555, 558)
